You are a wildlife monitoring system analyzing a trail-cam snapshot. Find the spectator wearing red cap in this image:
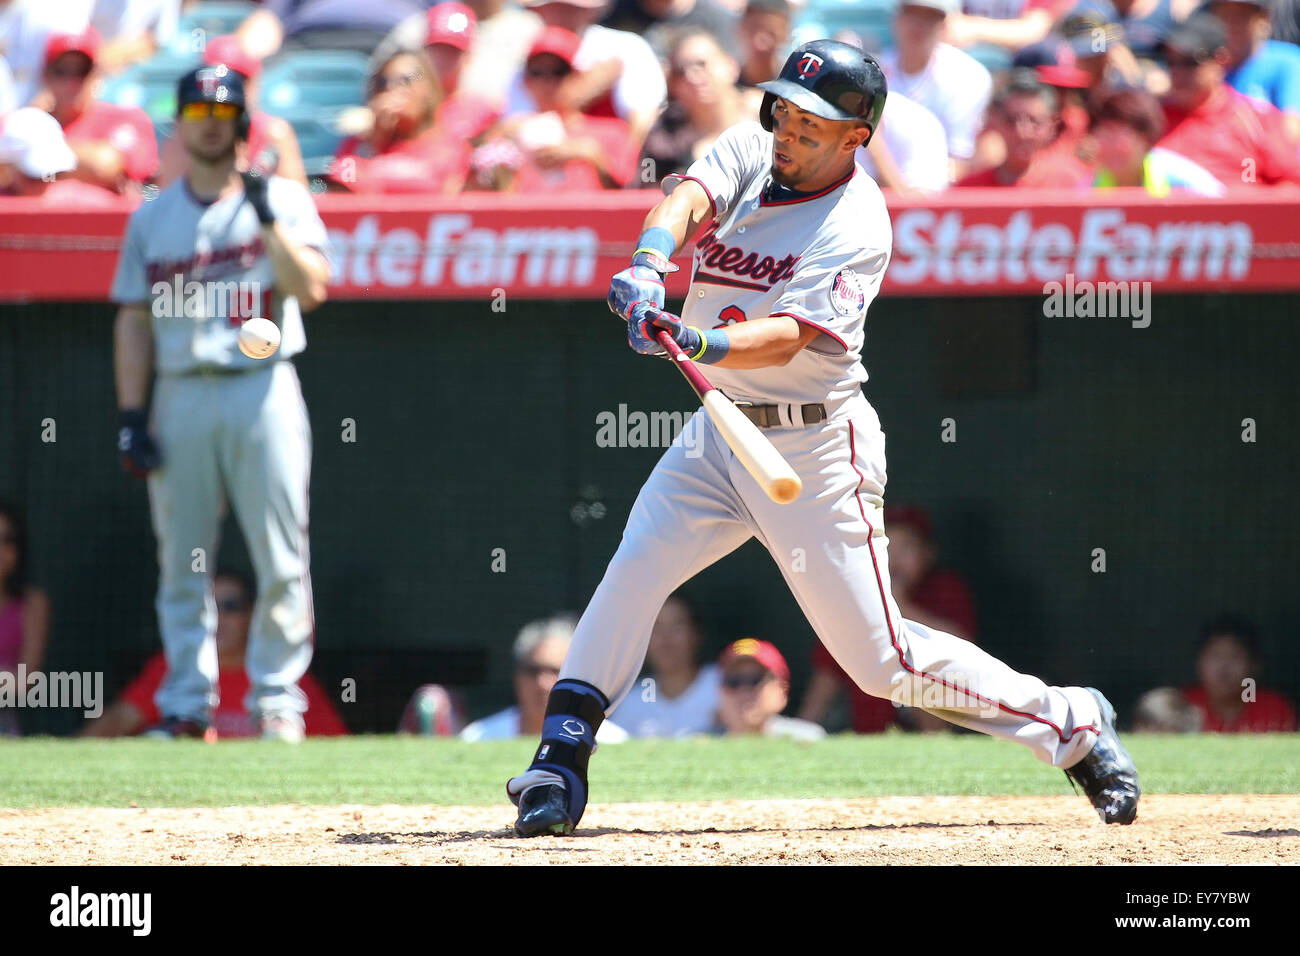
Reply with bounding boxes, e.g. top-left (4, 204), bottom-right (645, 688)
top-left (1158, 13), bottom-right (1300, 186)
top-left (372, 1), bottom-right (544, 110)
top-left (505, 0), bottom-right (667, 147)
top-left (423, 4), bottom-right (502, 143)
top-left (38, 27), bottom-right (156, 195)
top-left (715, 639), bottom-right (825, 741)
top-left (1091, 88), bottom-right (1225, 194)
top-left (800, 505), bottom-right (977, 734)
top-left (469, 26), bottom-right (637, 191)
top-left (639, 28), bottom-right (745, 185)
top-left (328, 47), bottom-right (470, 194)
top-left (955, 69), bottom-right (1091, 187)
top-left (155, 35), bottom-right (308, 189)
